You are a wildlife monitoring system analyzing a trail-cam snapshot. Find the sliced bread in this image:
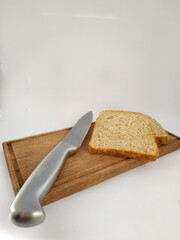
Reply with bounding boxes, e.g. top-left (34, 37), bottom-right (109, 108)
top-left (146, 116), bottom-right (169, 144)
top-left (89, 110), bottom-right (159, 161)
